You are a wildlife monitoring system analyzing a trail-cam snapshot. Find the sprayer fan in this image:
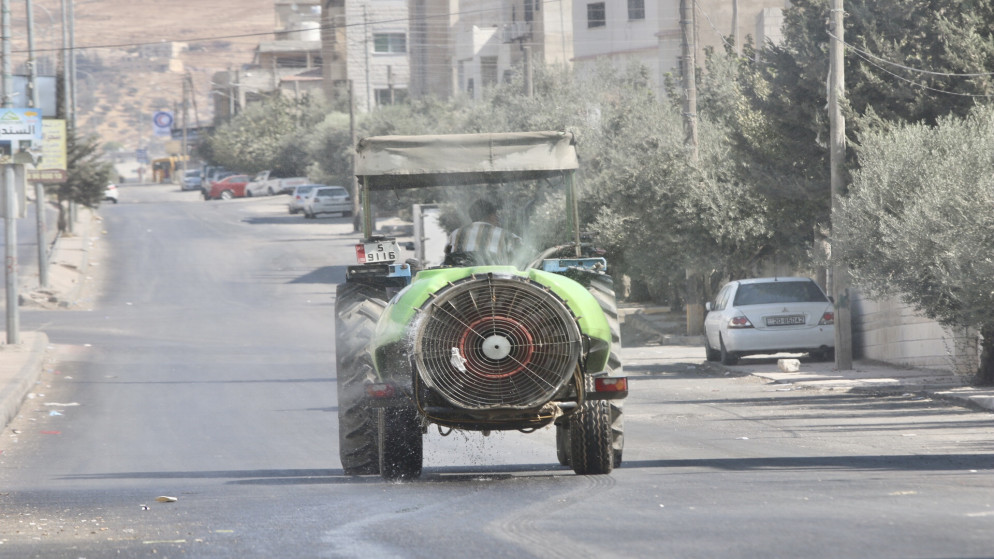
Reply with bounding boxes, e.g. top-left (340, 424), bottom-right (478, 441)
top-left (413, 274), bottom-right (582, 410)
